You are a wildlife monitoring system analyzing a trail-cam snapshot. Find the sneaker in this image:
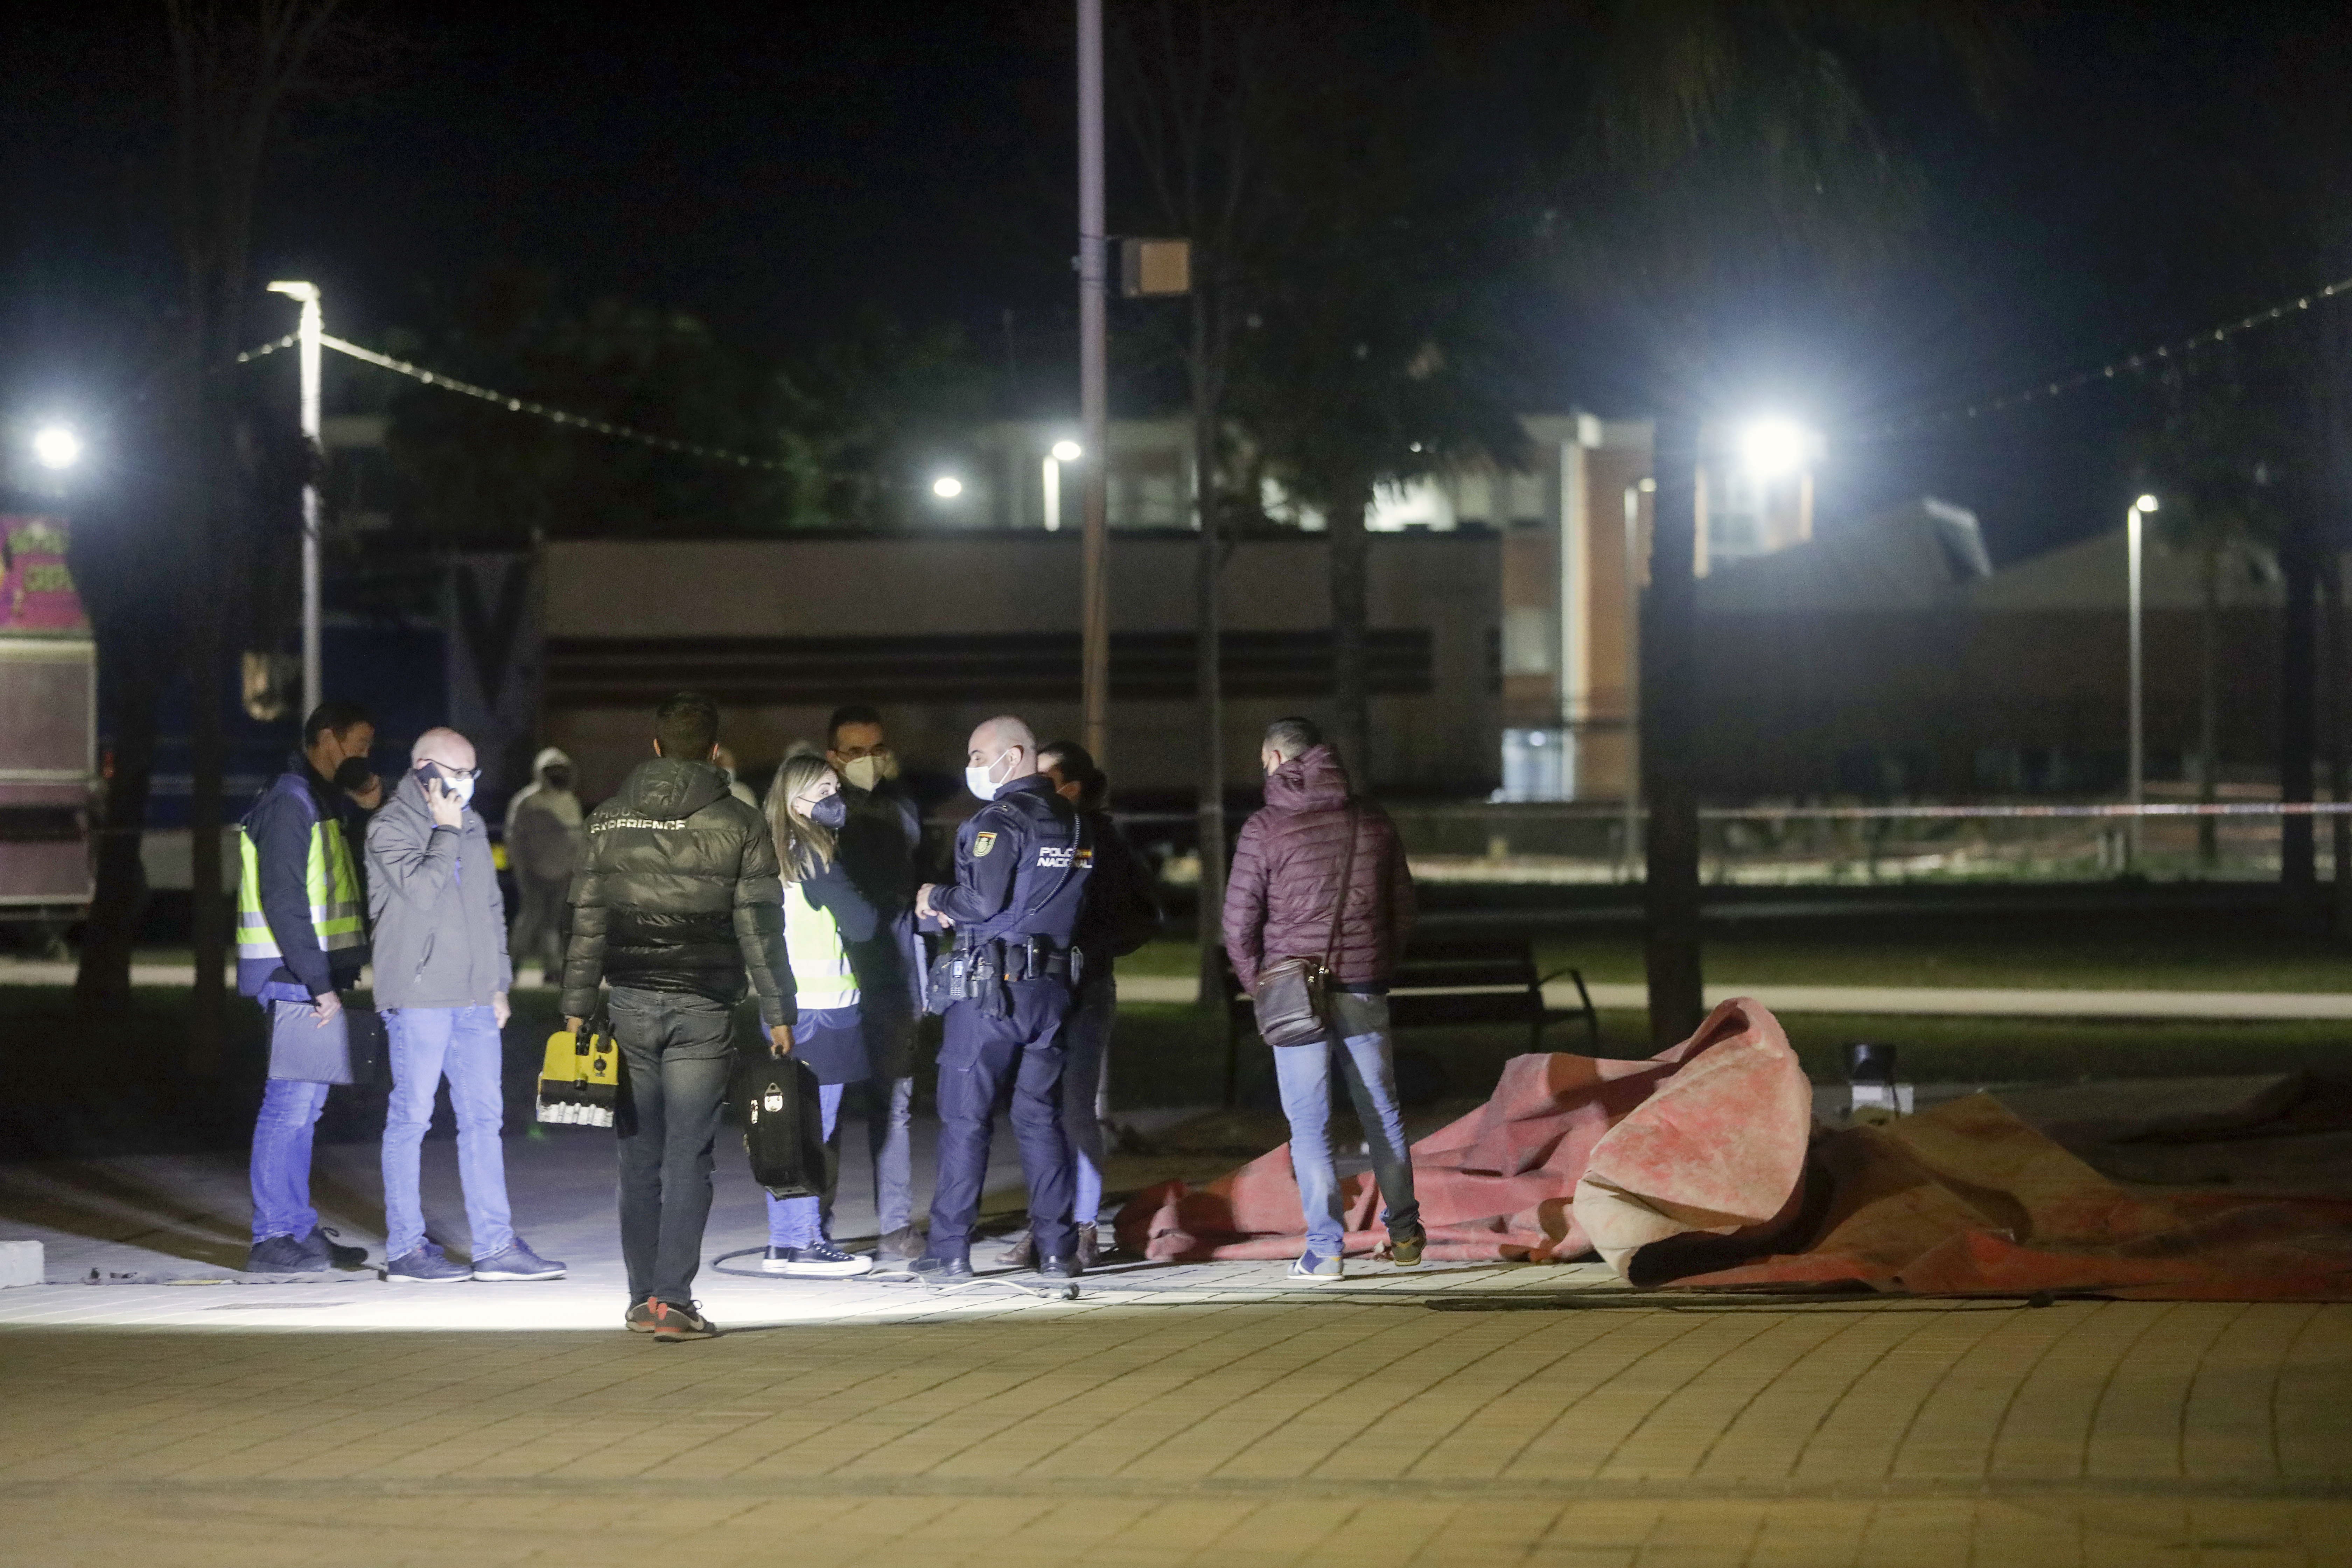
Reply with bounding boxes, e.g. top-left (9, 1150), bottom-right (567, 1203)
top-left (303, 1226), bottom-right (369, 1269)
top-left (1387, 1225), bottom-right (1426, 1267)
top-left (471, 1240), bottom-right (566, 1281)
top-left (245, 1233), bottom-right (327, 1275)
top-left (908, 1253), bottom-right (974, 1280)
top-left (650, 1299), bottom-right (719, 1342)
top-left (1286, 1252), bottom-right (1344, 1285)
top-left (1076, 1222), bottom-right (1101, 1269)
top-left (385, 1243), bottom-right (472, 1283)
top-left (625, 1299), bottom-right (658, 1333)
top-left (764, 1242), bottom-right (874, 1278)
top-left (999, 1230), bottom-right (1036, 1268)
top-left (876, 1226), bottom-right (927, 1263)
